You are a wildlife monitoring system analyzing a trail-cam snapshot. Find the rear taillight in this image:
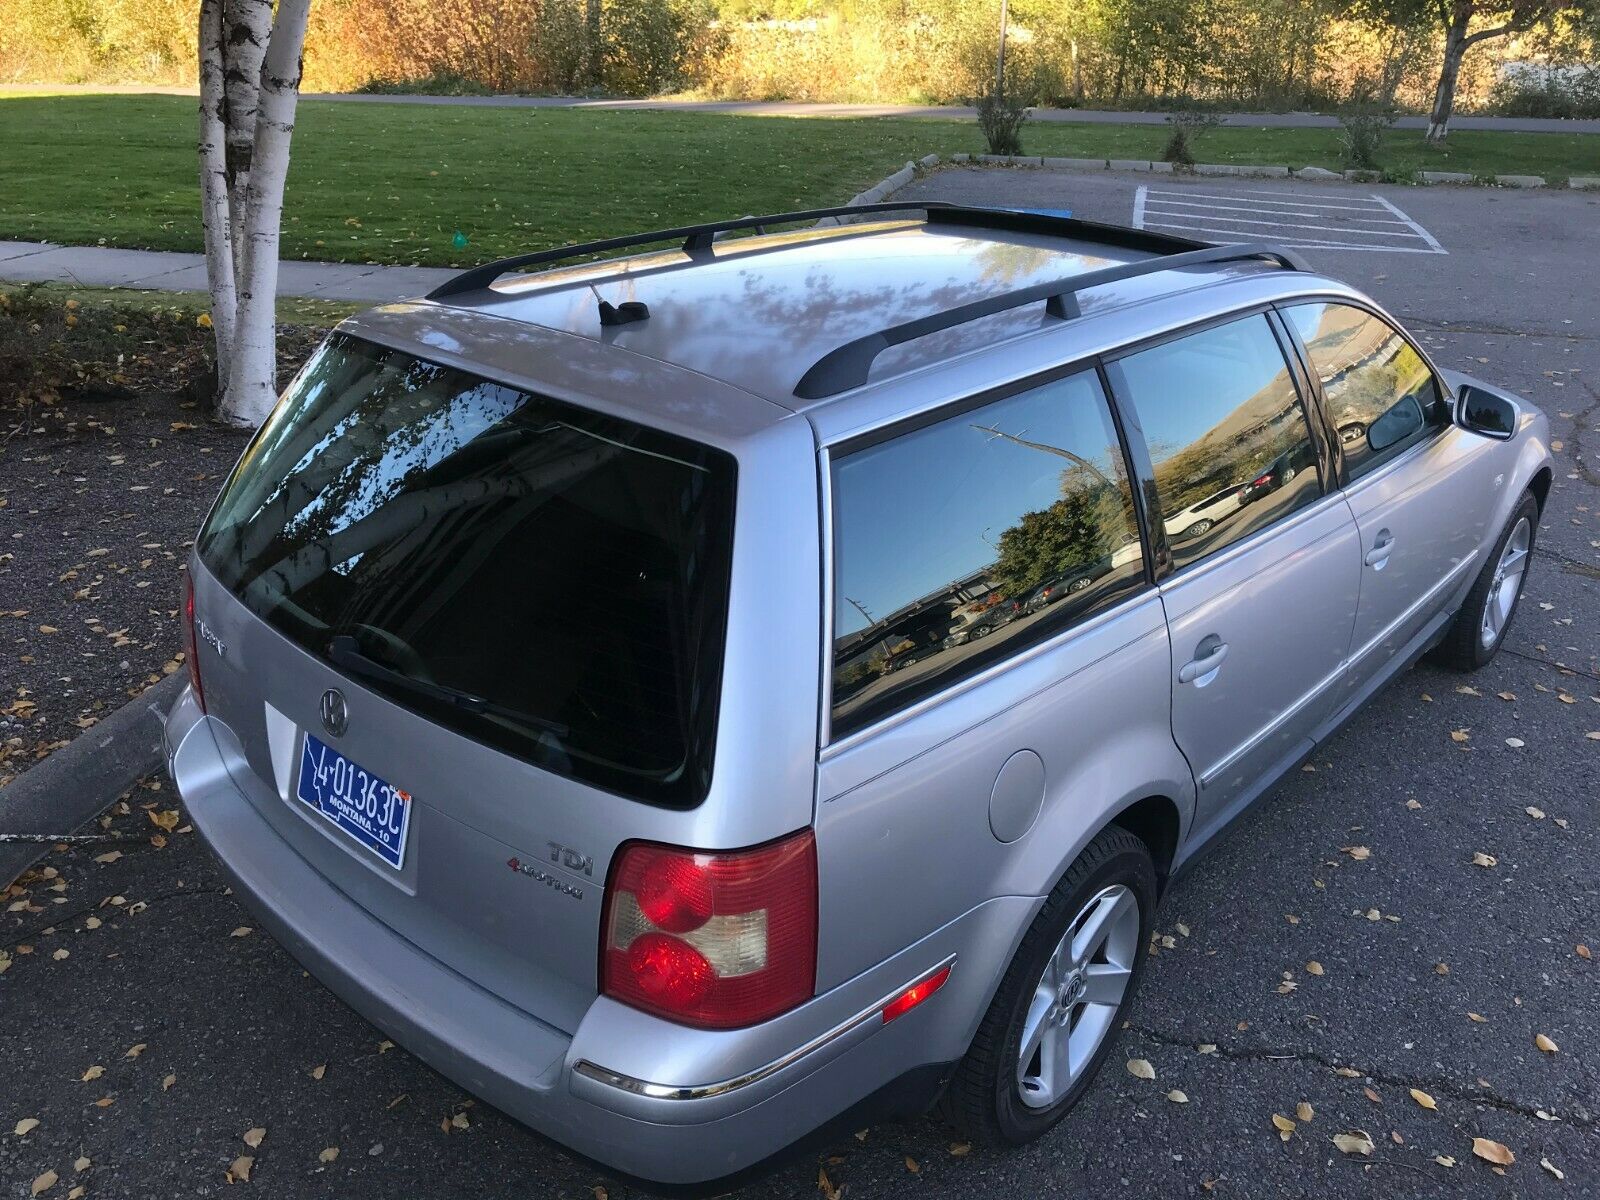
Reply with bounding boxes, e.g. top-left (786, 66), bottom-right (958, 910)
top-left (601, 830), bottom-right (817, 1029)
top-left (183, 573), bottom-right (205, 712)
